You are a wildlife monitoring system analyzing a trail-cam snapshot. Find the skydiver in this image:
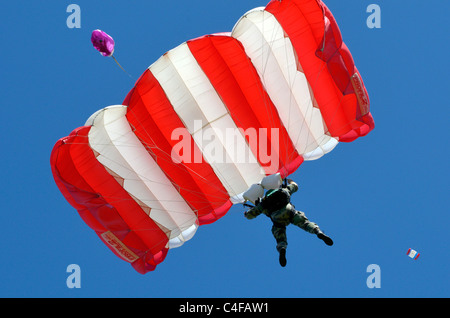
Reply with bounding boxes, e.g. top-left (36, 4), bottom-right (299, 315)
top-left (244, 179), bottom-right (333, 267)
